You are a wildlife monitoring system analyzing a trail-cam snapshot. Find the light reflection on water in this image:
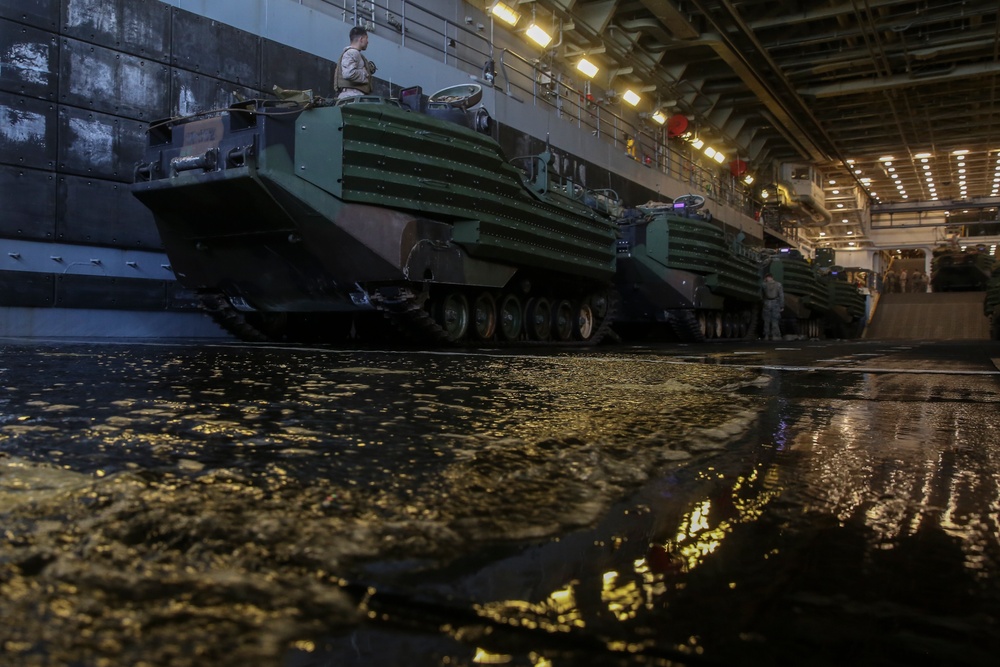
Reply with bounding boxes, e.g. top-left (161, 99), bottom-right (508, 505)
top-left (3, 342), bottom-right (1000, 666)
top-left (0, 342), bottom-right (766, 666)
top-left (460, 459), bottom-right (786, 663)
top-left (402, 365), bottom-right (1000, 667)
top-left (774, 394), bottom-right (1000, 582)
top-left (0, 346), bottom-right (758, 482)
